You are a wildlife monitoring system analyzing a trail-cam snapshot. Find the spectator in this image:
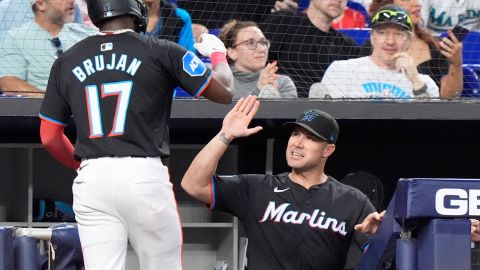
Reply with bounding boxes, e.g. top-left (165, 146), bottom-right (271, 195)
top-left (364, 0), bottom-right (463, 98)
top-left (192, 22), bottom-right (208, 43)
top-left (143, 0), bottom-right (195, 52)
top-left (310, 4), bottom-right (439, 99)
top-left (0, 0), bottom-right (95, 97)
top-left (273, 0), bottom-right (368, 29)
top-left (219, 20), bottom-right (297, 99)
top-left (260, 0), bottom-right (361, 97)
top-left (0, 0), bottom-right (88, 38)
top-left (181, 95), bottom-right (385, 270)
top-left (176, 0), bottom-right (277, 30)
top-left (419, 0), bottom-right (480, 36)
